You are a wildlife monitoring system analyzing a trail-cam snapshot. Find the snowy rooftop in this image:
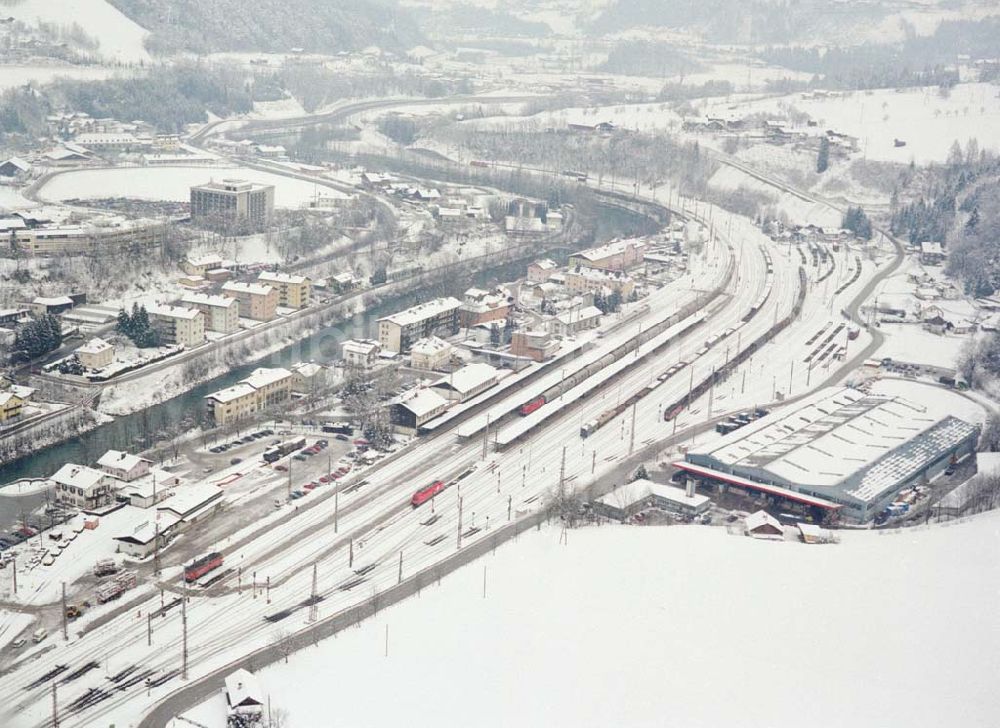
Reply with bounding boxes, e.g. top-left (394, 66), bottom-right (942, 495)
top-left (342, 339), bottom-right (380, 355)
top-left (410, 336), bottom-right (451, 355)
top-left (556, 305), bottom-right (602, 325)
top-left (243, 367), bottom-right (292, 389)
top-left (181, 293), bottom-right (237, 309)
top-left (205, 382), bottom-right (256, 403)
top-left (225, 669), bottom-right (265, 709)
top-left (687, 387), bottom-right (980, 504)
top-left (148, 304), bottom-right (201, 321)
top-left (33, 296), bottom-right (73, 306)
top-left (379, 297), bottom-right (462, 327)
top-left (395, 388), bottom-right (450, 417)
top-left (571, 239), bottom-right (645, 262)
top-left (114, 512), bottom-right (180, 545)
top-left (51, 464), bottom-right (107, 491)
top-left (291, 361), bottom-right (323, 378)
top-left (157, 484), bottom-right (223, 520)
top-left (259, 271), bottom-right (309, 285)
top-left (432, 363), bottom-right (498, 395)
top-left (77, 337), bottom-right (113, 355)
top-left (97, 450), bottom-right (149, 473)
top-left (223, 281), bottom-right (275, 297)
top-left (596, 479), bottom-right (710, 511)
